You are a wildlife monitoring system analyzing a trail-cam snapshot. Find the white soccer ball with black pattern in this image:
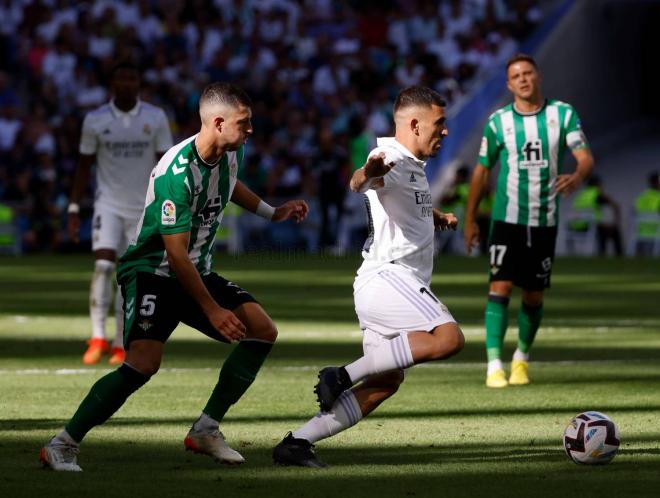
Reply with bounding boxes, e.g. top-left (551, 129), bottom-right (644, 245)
top-left (563, 411), bottom-right (620, 465)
